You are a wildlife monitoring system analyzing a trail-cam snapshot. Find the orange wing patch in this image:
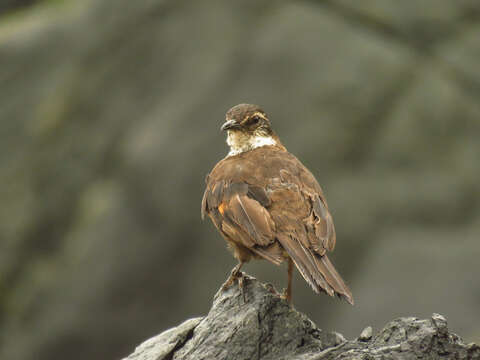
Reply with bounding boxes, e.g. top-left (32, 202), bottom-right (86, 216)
top-left (218, 202), bottom-right (227, 215)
